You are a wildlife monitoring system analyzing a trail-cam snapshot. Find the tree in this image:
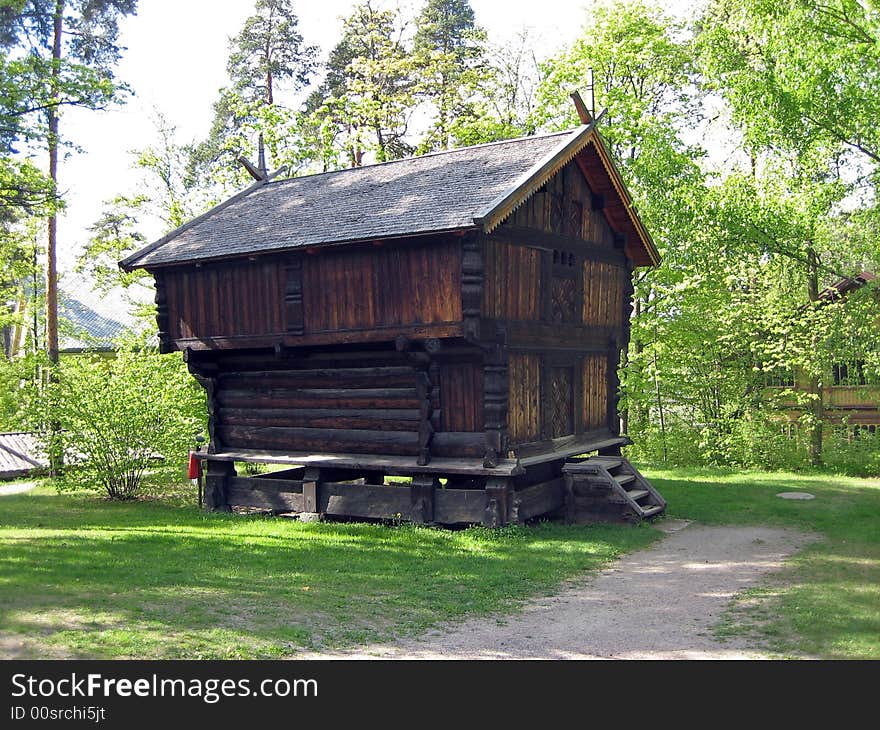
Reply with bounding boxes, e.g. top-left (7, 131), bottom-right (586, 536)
top-left (697, 0), bottom-right (880, 168)
top-left (0, 0), bottom-right (137, 366)
top-left (696, 0), bottom-right (880, 464)
top-left (412, 0), bottom-right (487, 152)
top-left (49, 348), bottom-right (206, 499)
top-left (227, 0), bottom-right (317, 106)
top-left (310, 1), bottom-right (416, 166)
top-left (192, 0), bottom-right (317, 190)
